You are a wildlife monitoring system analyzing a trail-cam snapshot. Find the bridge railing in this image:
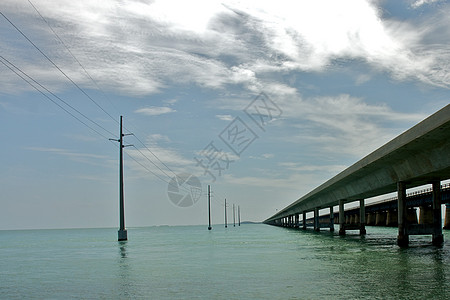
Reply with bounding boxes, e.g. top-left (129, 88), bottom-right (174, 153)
top-left (366, 183), bottom-right (450, 207)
